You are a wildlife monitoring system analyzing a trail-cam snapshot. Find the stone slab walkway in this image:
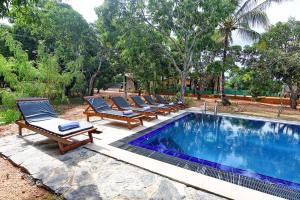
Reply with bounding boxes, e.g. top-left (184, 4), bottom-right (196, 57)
top-left (0, 133), bottom-right (225, 200)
